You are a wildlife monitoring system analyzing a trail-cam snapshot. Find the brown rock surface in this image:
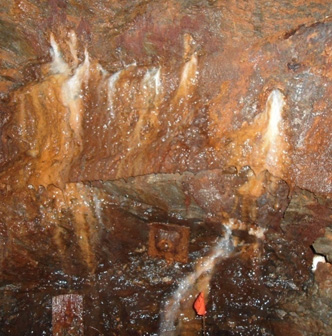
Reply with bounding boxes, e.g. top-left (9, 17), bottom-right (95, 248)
top-left (0, 0), bottom-right (332, 335)
top-left (315, 262), bottom-right (332, 298)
